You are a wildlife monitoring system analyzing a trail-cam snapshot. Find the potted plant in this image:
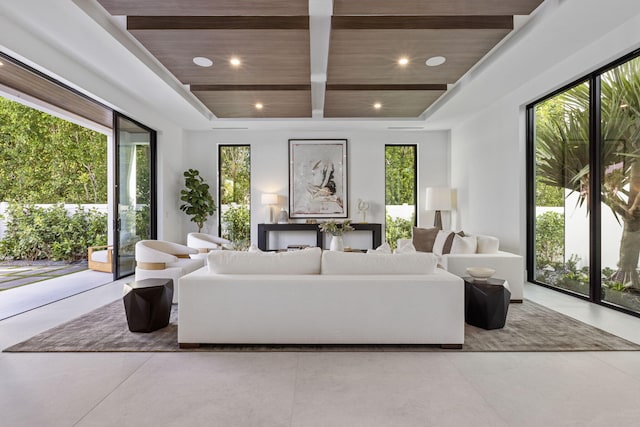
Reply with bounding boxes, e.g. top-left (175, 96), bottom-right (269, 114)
top-left (319, 219), bottom-right (354, 251)
top-left (179, 169), bottom-right (216, 232)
